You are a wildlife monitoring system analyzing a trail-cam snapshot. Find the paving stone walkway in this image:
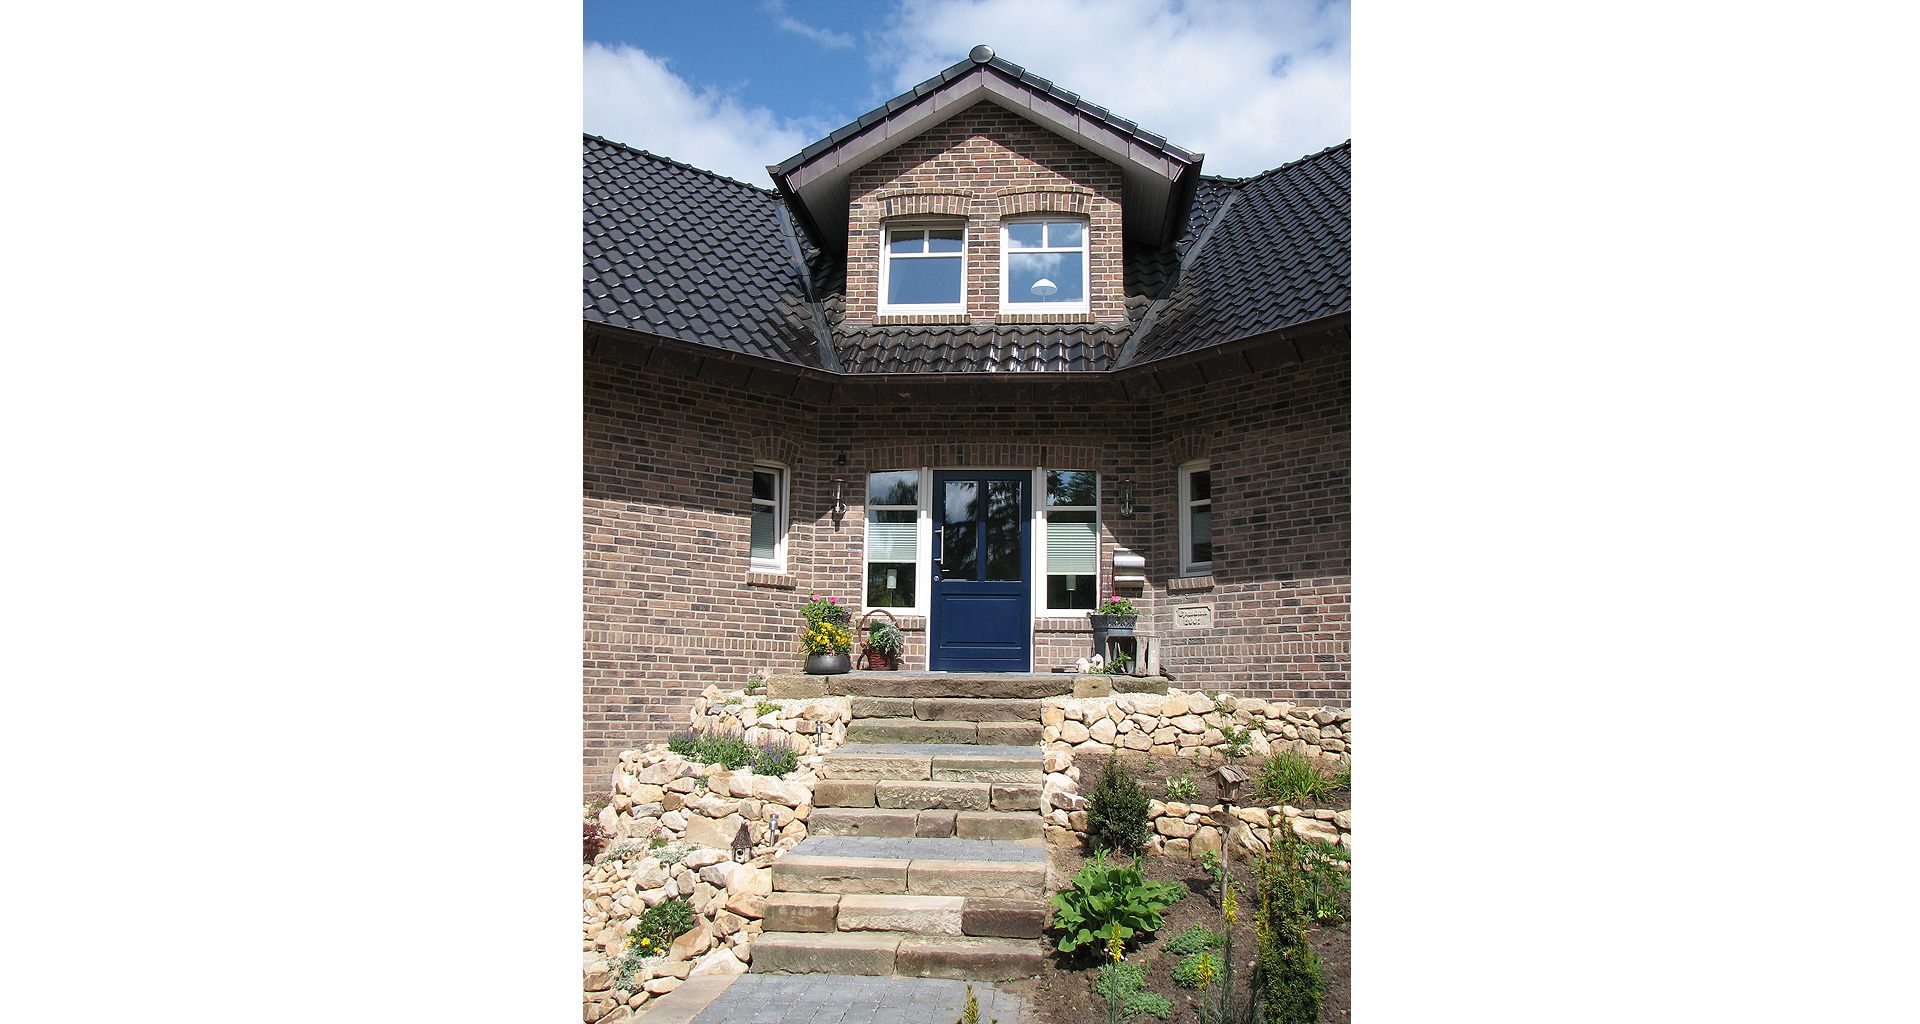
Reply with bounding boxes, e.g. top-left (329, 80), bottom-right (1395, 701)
top-left (786, 835), bottom-right (1049, 861)
top-left (683, 974), bottom-right (1028, 1024)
